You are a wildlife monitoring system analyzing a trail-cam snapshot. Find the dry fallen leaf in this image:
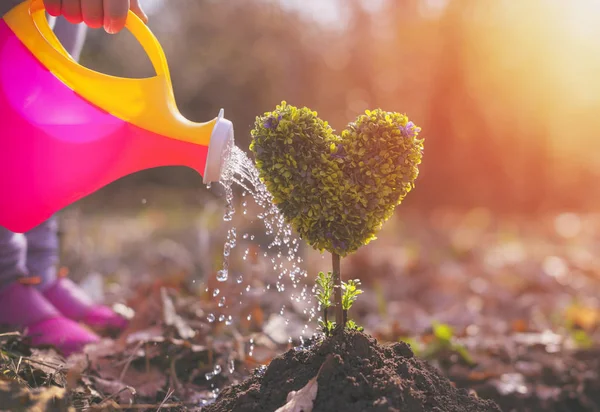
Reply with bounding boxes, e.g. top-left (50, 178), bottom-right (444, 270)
top-left (275, 376), bottom-right (318, 412)
top-left (161, 287), bottom-right (196, 340)
top-left (275, 355), bottom-right (332, 412)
